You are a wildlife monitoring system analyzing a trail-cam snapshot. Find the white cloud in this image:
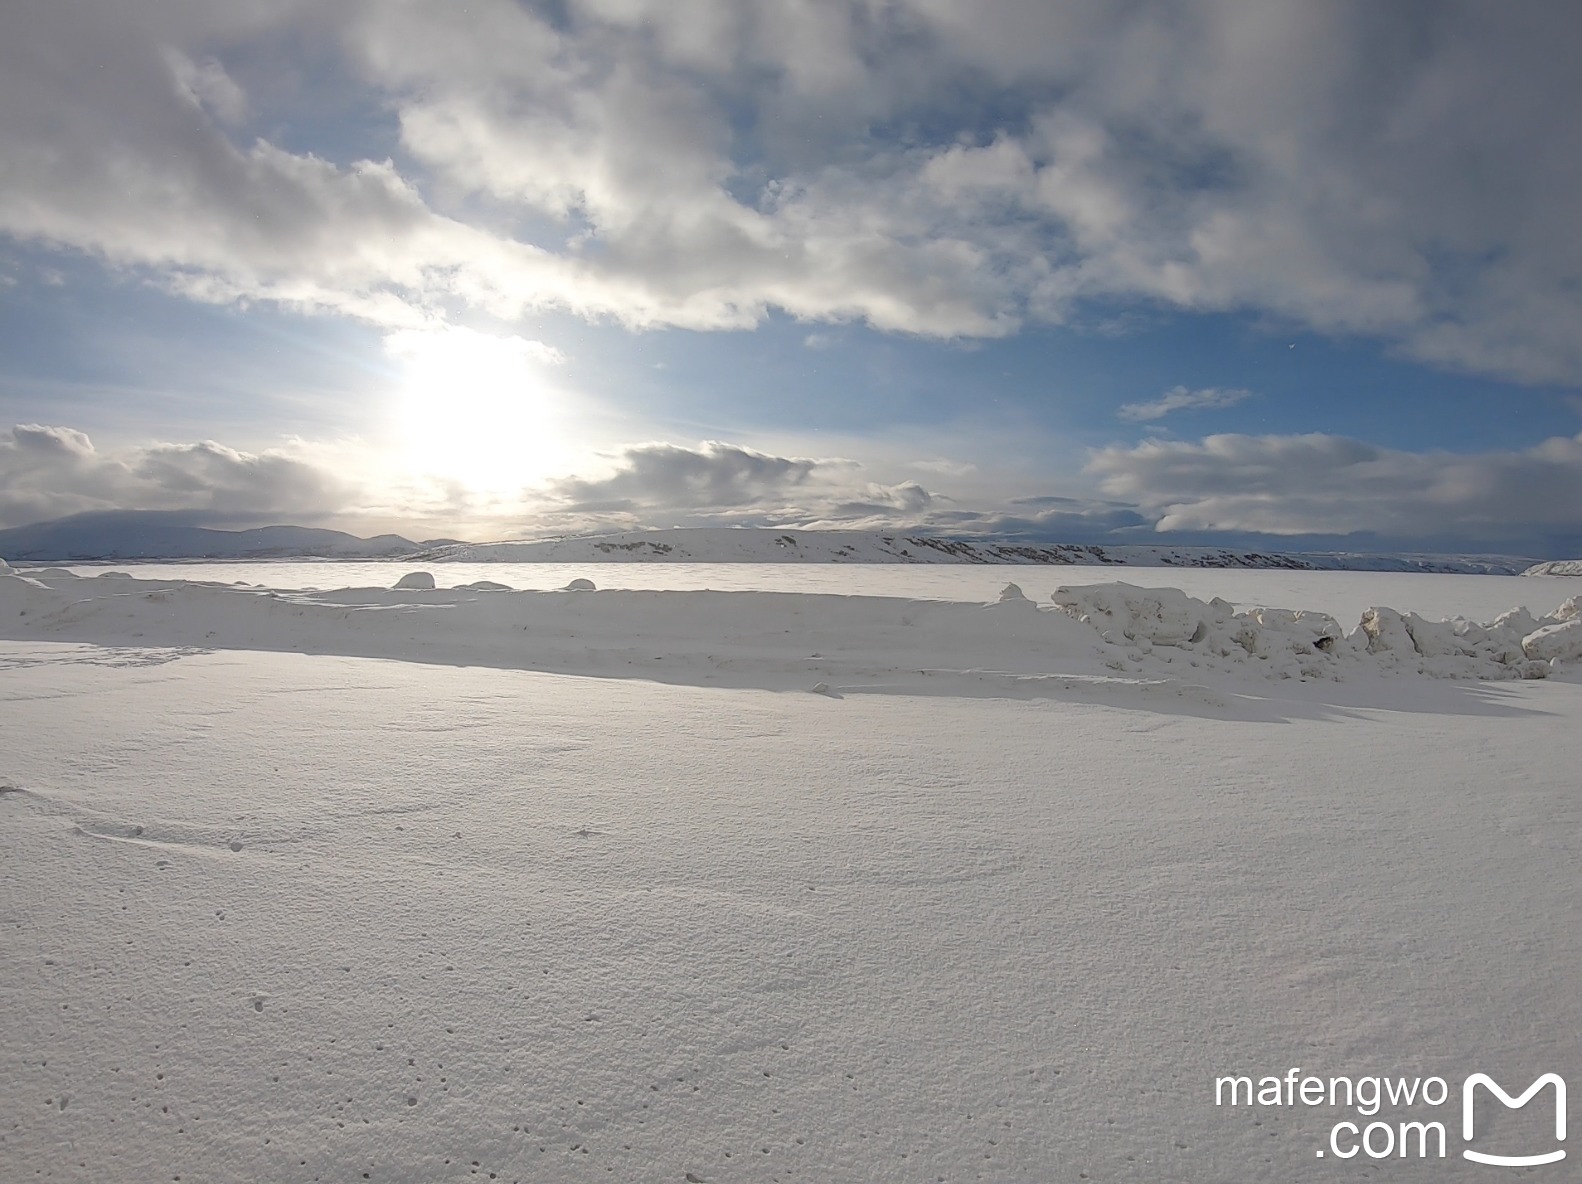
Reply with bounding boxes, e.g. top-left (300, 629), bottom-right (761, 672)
top-left (1086, 430), bottom-right (1582, 540)
top-left (2, 1), bottom-right (1581, 380)
top-left (0, 424), bottom-right (352, 528)
top-left (11, 424), bottom-right (97, 459)
top-left (1117, 386), bottom-right (1255, 422)
top-left (164, 49), bottom-right (248, 125)
top-left (910, 458), bottom-right (977, 477)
